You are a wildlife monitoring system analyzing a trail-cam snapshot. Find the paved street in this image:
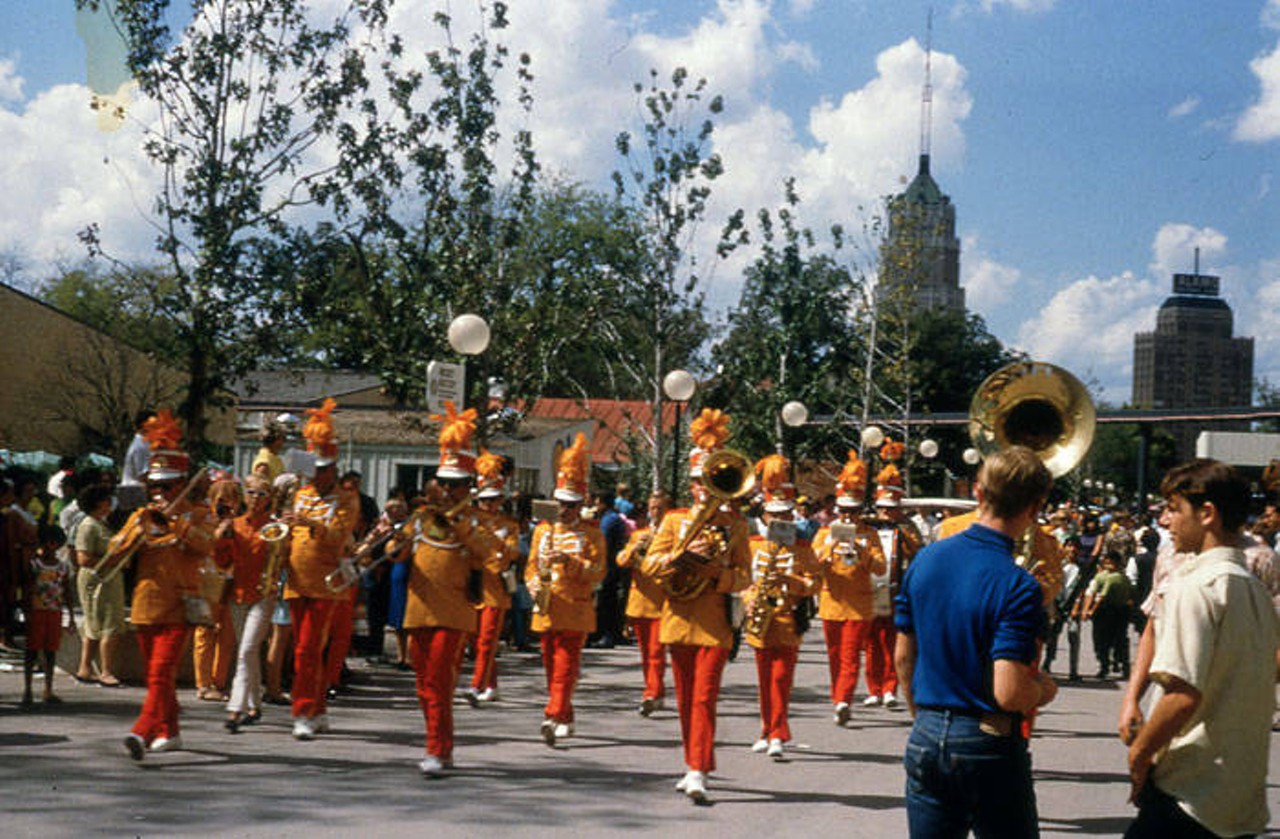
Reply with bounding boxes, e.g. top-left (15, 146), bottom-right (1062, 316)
top-left (2, 635), bottom-right (1277, 838)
